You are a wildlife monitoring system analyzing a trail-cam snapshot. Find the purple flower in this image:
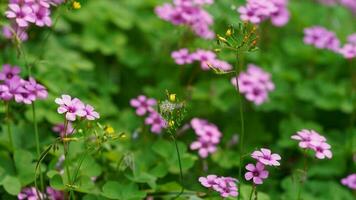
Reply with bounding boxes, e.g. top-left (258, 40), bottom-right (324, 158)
top-left (251, 148), bottom-right (281, 166)
top-left (231, 64), bottom-right (274, 105)
top-left (191, 49), bottom-right (216, 70)
top-left (209, 59), bottom-right (233, 71)
top-left (244, 162), bottom-right (269, 184)
top-left (24, 77), bottom-right (48, 100)
top-left (5, 4), bottom-right (35, 27)
top-left (190, 138), bottom-right (217, 158)
top-left (52, 122), bottom-right (74, 137)
top-left (84, 104), bottom-right (100, 120)
top-left (291, 129), bottom-right (332, 159)
top-left (303, 26), bottom-right (341, 52)
top-left (32, 4), bottom-right (52, 27)
top-left (311, 141), bottom-right (332, 159)
top-left (341, 174), bottom-right (356, 190)
top-left (237, 0), bottom-right (290, 26)
top-left (0, 64), bottom-right (21, 81)
top-left (291, 129), bottom-right (326, 149)
top-left (347, 33), bottom-right (356, 45)
top-left (2, 24), bottom-right (29, 41)
top-left (55, 94), bottom-right (86, 121)
top-left (130, 95), bottom-right (156, 116)
top-left (171, 48), bottom-right (194, 65)
top-left (18, 187), bottom-right (44, 200)
top-left (190, 118), bottom-right (222, 158)
top-left (212, 177), bottom-right (238, 198)
top-left (199, 175), bottom-right (238, 198)
top-left (339, 43), bottom-right (356, 59)
top-left (46, 187), bottom-right (64, 200)
top-left (155, 0), bottom-right (215, 39)
top-left (145, 111), bottom-right (167, 134)
top-left (199, 174), bottom-right (218, 188)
